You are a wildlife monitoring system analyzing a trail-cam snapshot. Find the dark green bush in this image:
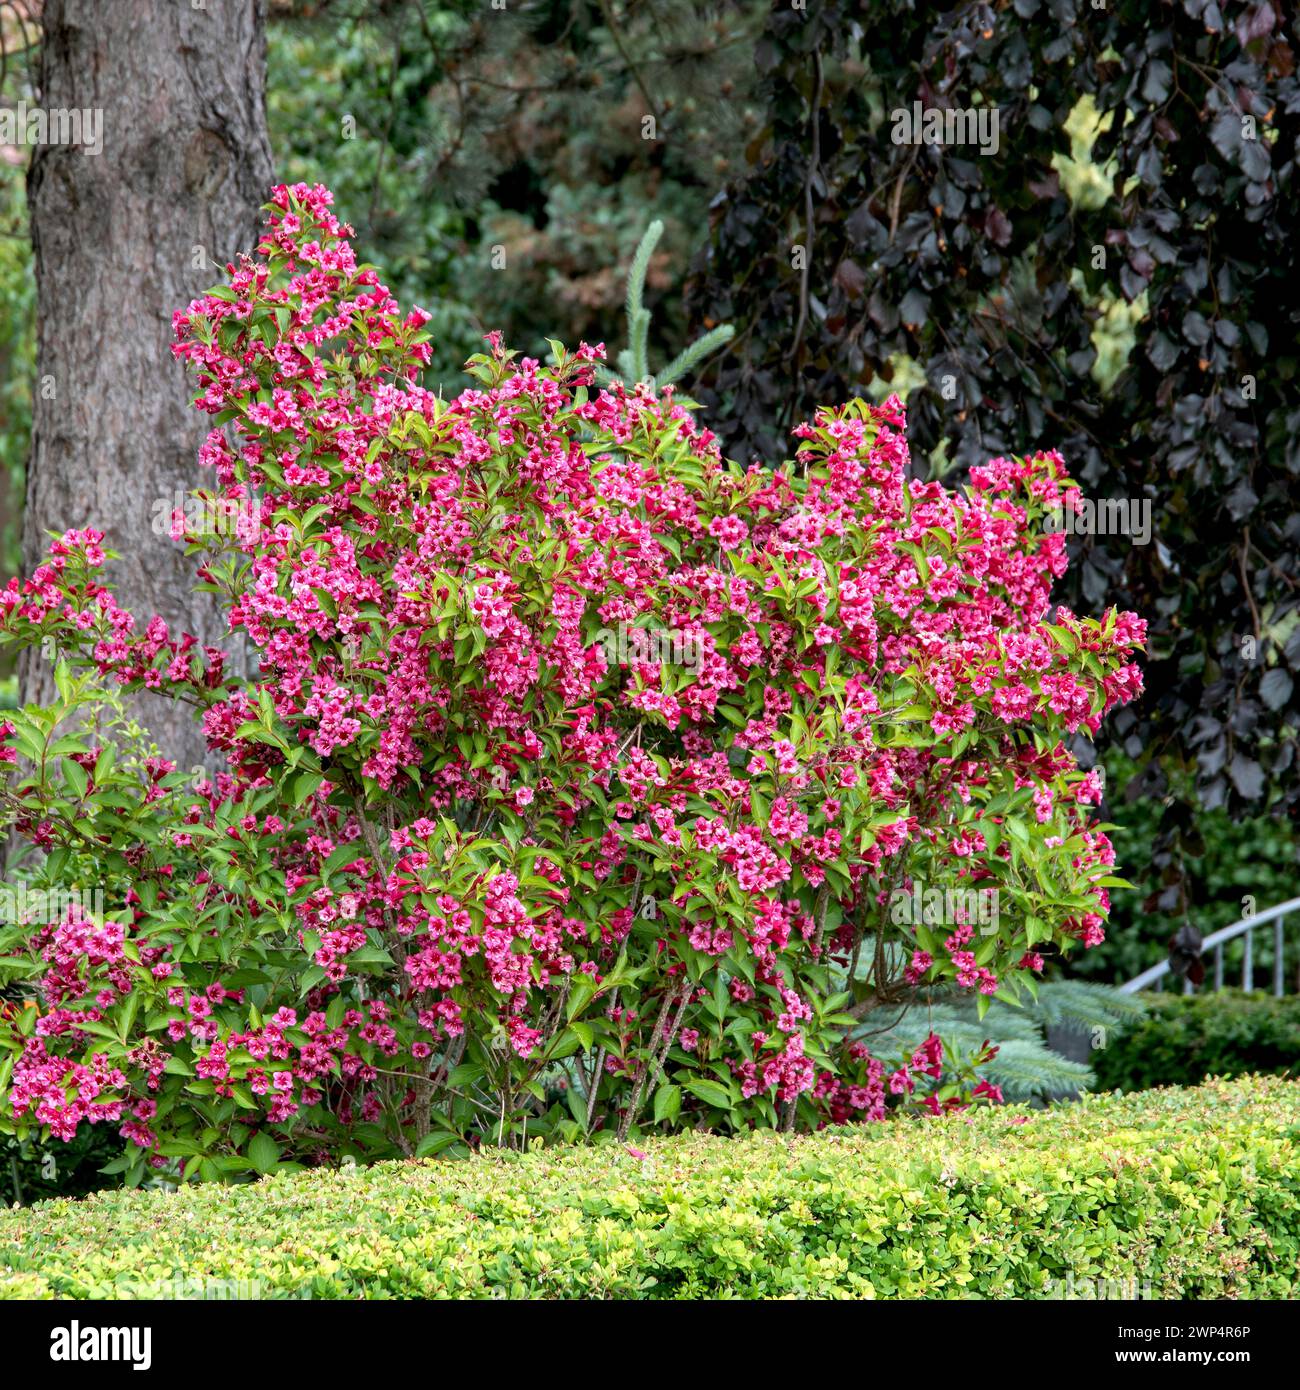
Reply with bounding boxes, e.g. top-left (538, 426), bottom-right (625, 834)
top-left (3, 1128), bottom-right (122, 1207)
top-left (2, 1076), bottom-right (1297, 1300)
top-left (1069, 754), bottom-right (1298, 988)
top-left (1093, 991), bottom-right (1300, 1092)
